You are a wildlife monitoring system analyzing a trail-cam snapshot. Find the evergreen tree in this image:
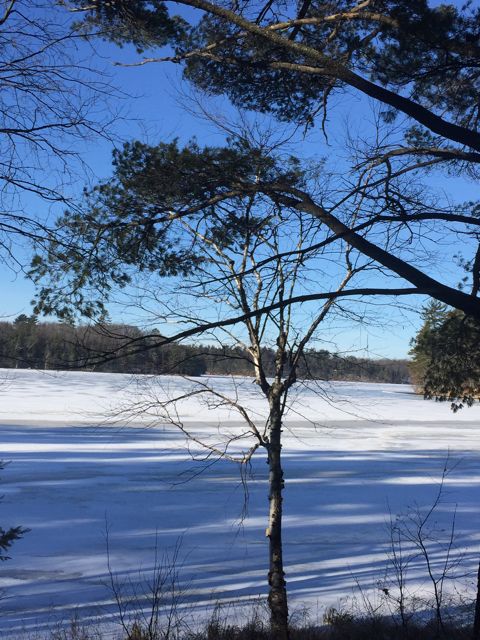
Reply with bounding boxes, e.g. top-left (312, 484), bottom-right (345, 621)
top-left (409, 301), bottom-right (448, 390)
top-left (71, 1), bottom-right (480, 150)
top-left (410, 303), bottom-right (480, 411)
top-left (0, 463), bottom-right (28, 562)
